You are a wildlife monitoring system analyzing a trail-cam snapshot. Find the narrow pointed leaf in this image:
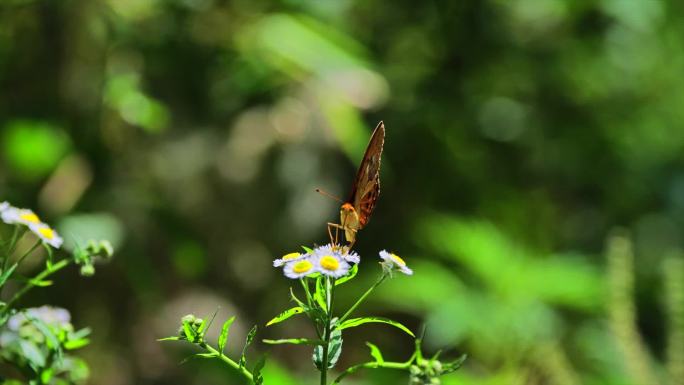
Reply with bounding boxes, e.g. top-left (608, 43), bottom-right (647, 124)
top-left (263, 338), bottom-right (325, 345)
top-left (218, 316), bottom-right (236, 355)
top-left (366, 342), bottom-right (384, 363)
top-left (252, 354), bottom-right (267, 385)
top-left (239, 325), bottom-right (258, 369)
top-left (335, 264), bottom-right (358, 286)
top-left (337, 317), bottom-right (415, 337)
top-left (158, 336), bottom-right (181, 341)
top-left (266, 307), bottom-right (304, 326)
top-left (314, 277), bottom-right (327, 311)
